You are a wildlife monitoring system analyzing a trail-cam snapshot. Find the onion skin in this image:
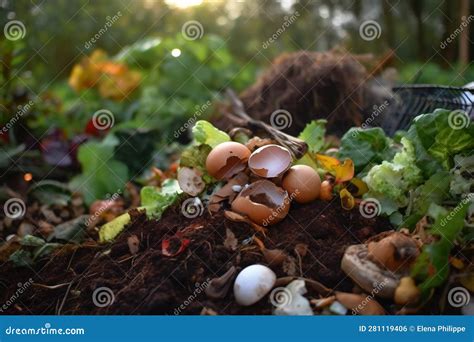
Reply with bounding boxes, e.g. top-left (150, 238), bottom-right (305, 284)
top-left (319, 180), bottom-right (333, 201)
top-left (394, 277), bottom-right (420, 305)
